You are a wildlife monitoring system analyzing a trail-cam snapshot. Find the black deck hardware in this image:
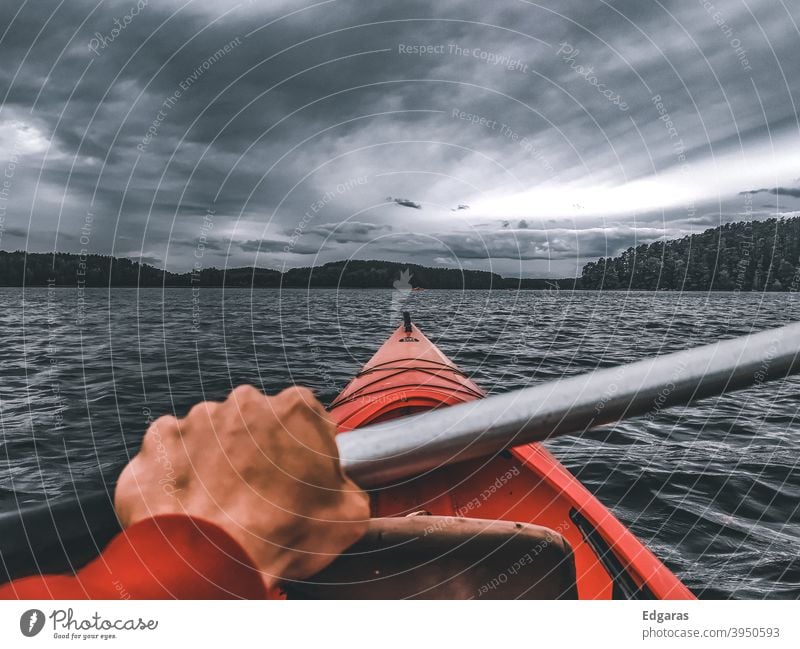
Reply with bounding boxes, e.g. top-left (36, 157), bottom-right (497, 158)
top-left (403, 311), bottom-right (412, 333)
top-left (569, 508), bottom-right (656, 600)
